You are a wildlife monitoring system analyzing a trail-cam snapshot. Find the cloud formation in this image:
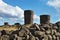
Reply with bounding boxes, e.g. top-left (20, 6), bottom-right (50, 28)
top-left (47, 0), bottom-right (60, 7)
top-left (0, 0), bottom-right (24, 18)
top-left (34, 15), bottom-right (40, 24)
top-left (0, 0), bottom-right (40, 24)
top-left (47, 0), bottom-right (60, 13)
top-left (0, 0), bottom-right (24, 24)
top-left (47, 0), bottom-right (60, 22)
